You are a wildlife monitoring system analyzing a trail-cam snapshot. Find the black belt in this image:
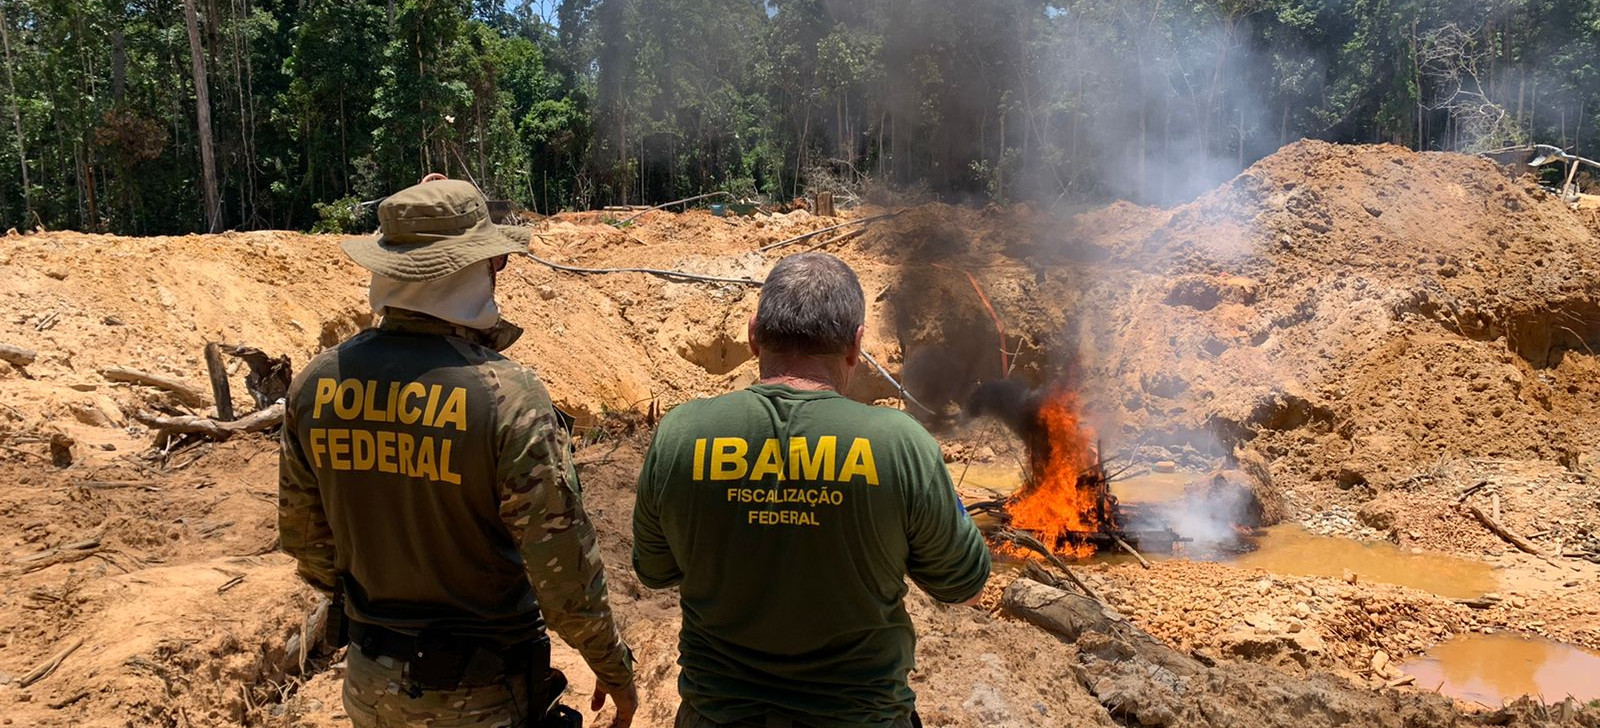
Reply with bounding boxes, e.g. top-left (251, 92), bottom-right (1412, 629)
top-left (348, 621), bottom-right (552, 692)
